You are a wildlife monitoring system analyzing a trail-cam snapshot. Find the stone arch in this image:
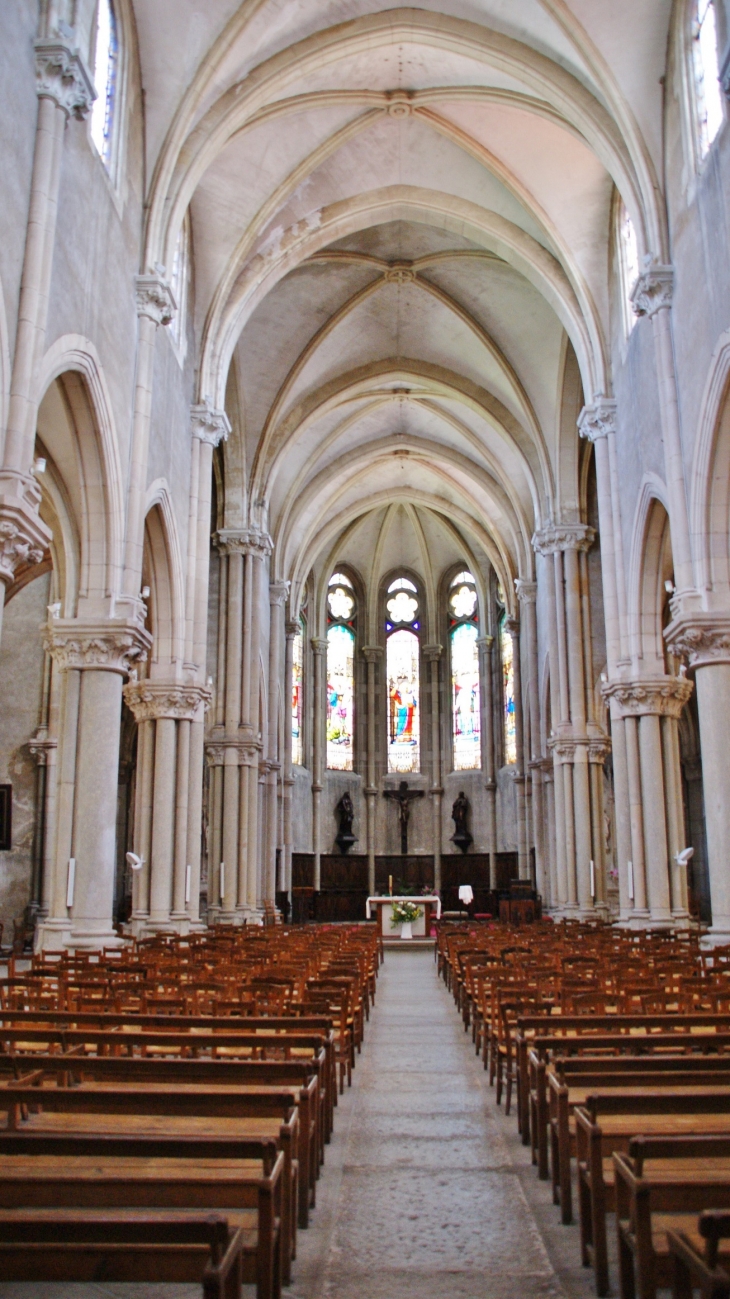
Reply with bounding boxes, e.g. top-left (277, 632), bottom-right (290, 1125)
top-left (0, 269), bottom-right (10, 441)
top-left (142, 483), bottom-right (186, 673)
top-left (627, 478), bottom-right (673, 672)
top-left (690, 328), bottom-right (730, 596)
